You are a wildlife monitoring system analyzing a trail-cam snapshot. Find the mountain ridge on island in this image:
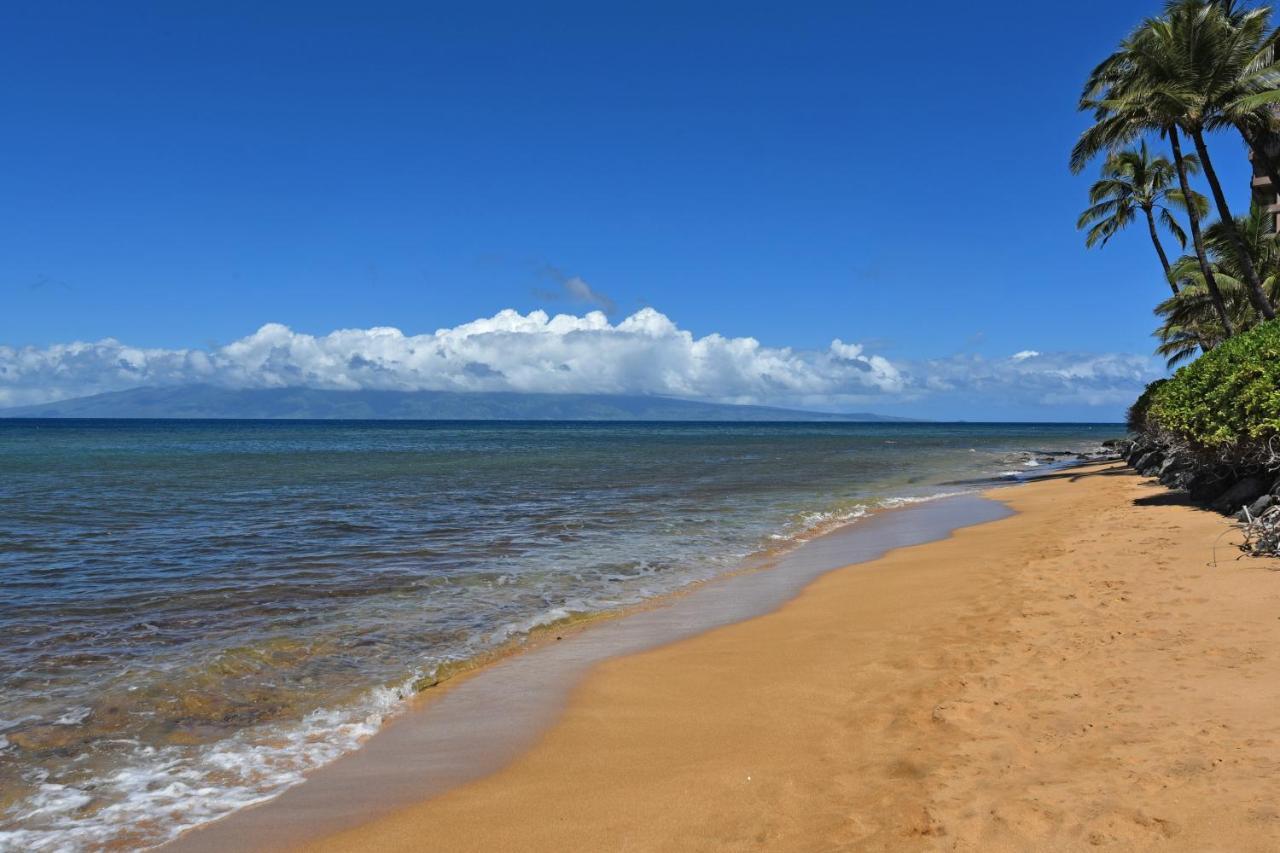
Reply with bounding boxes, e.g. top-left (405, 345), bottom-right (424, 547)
top-left (0, 385), bottom-right (917, 422)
